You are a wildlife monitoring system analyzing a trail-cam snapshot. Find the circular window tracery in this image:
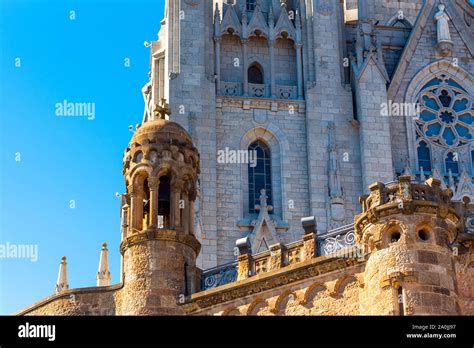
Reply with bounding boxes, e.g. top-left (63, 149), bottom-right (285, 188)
top-left (415, 75), bottom-right (473, 148)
